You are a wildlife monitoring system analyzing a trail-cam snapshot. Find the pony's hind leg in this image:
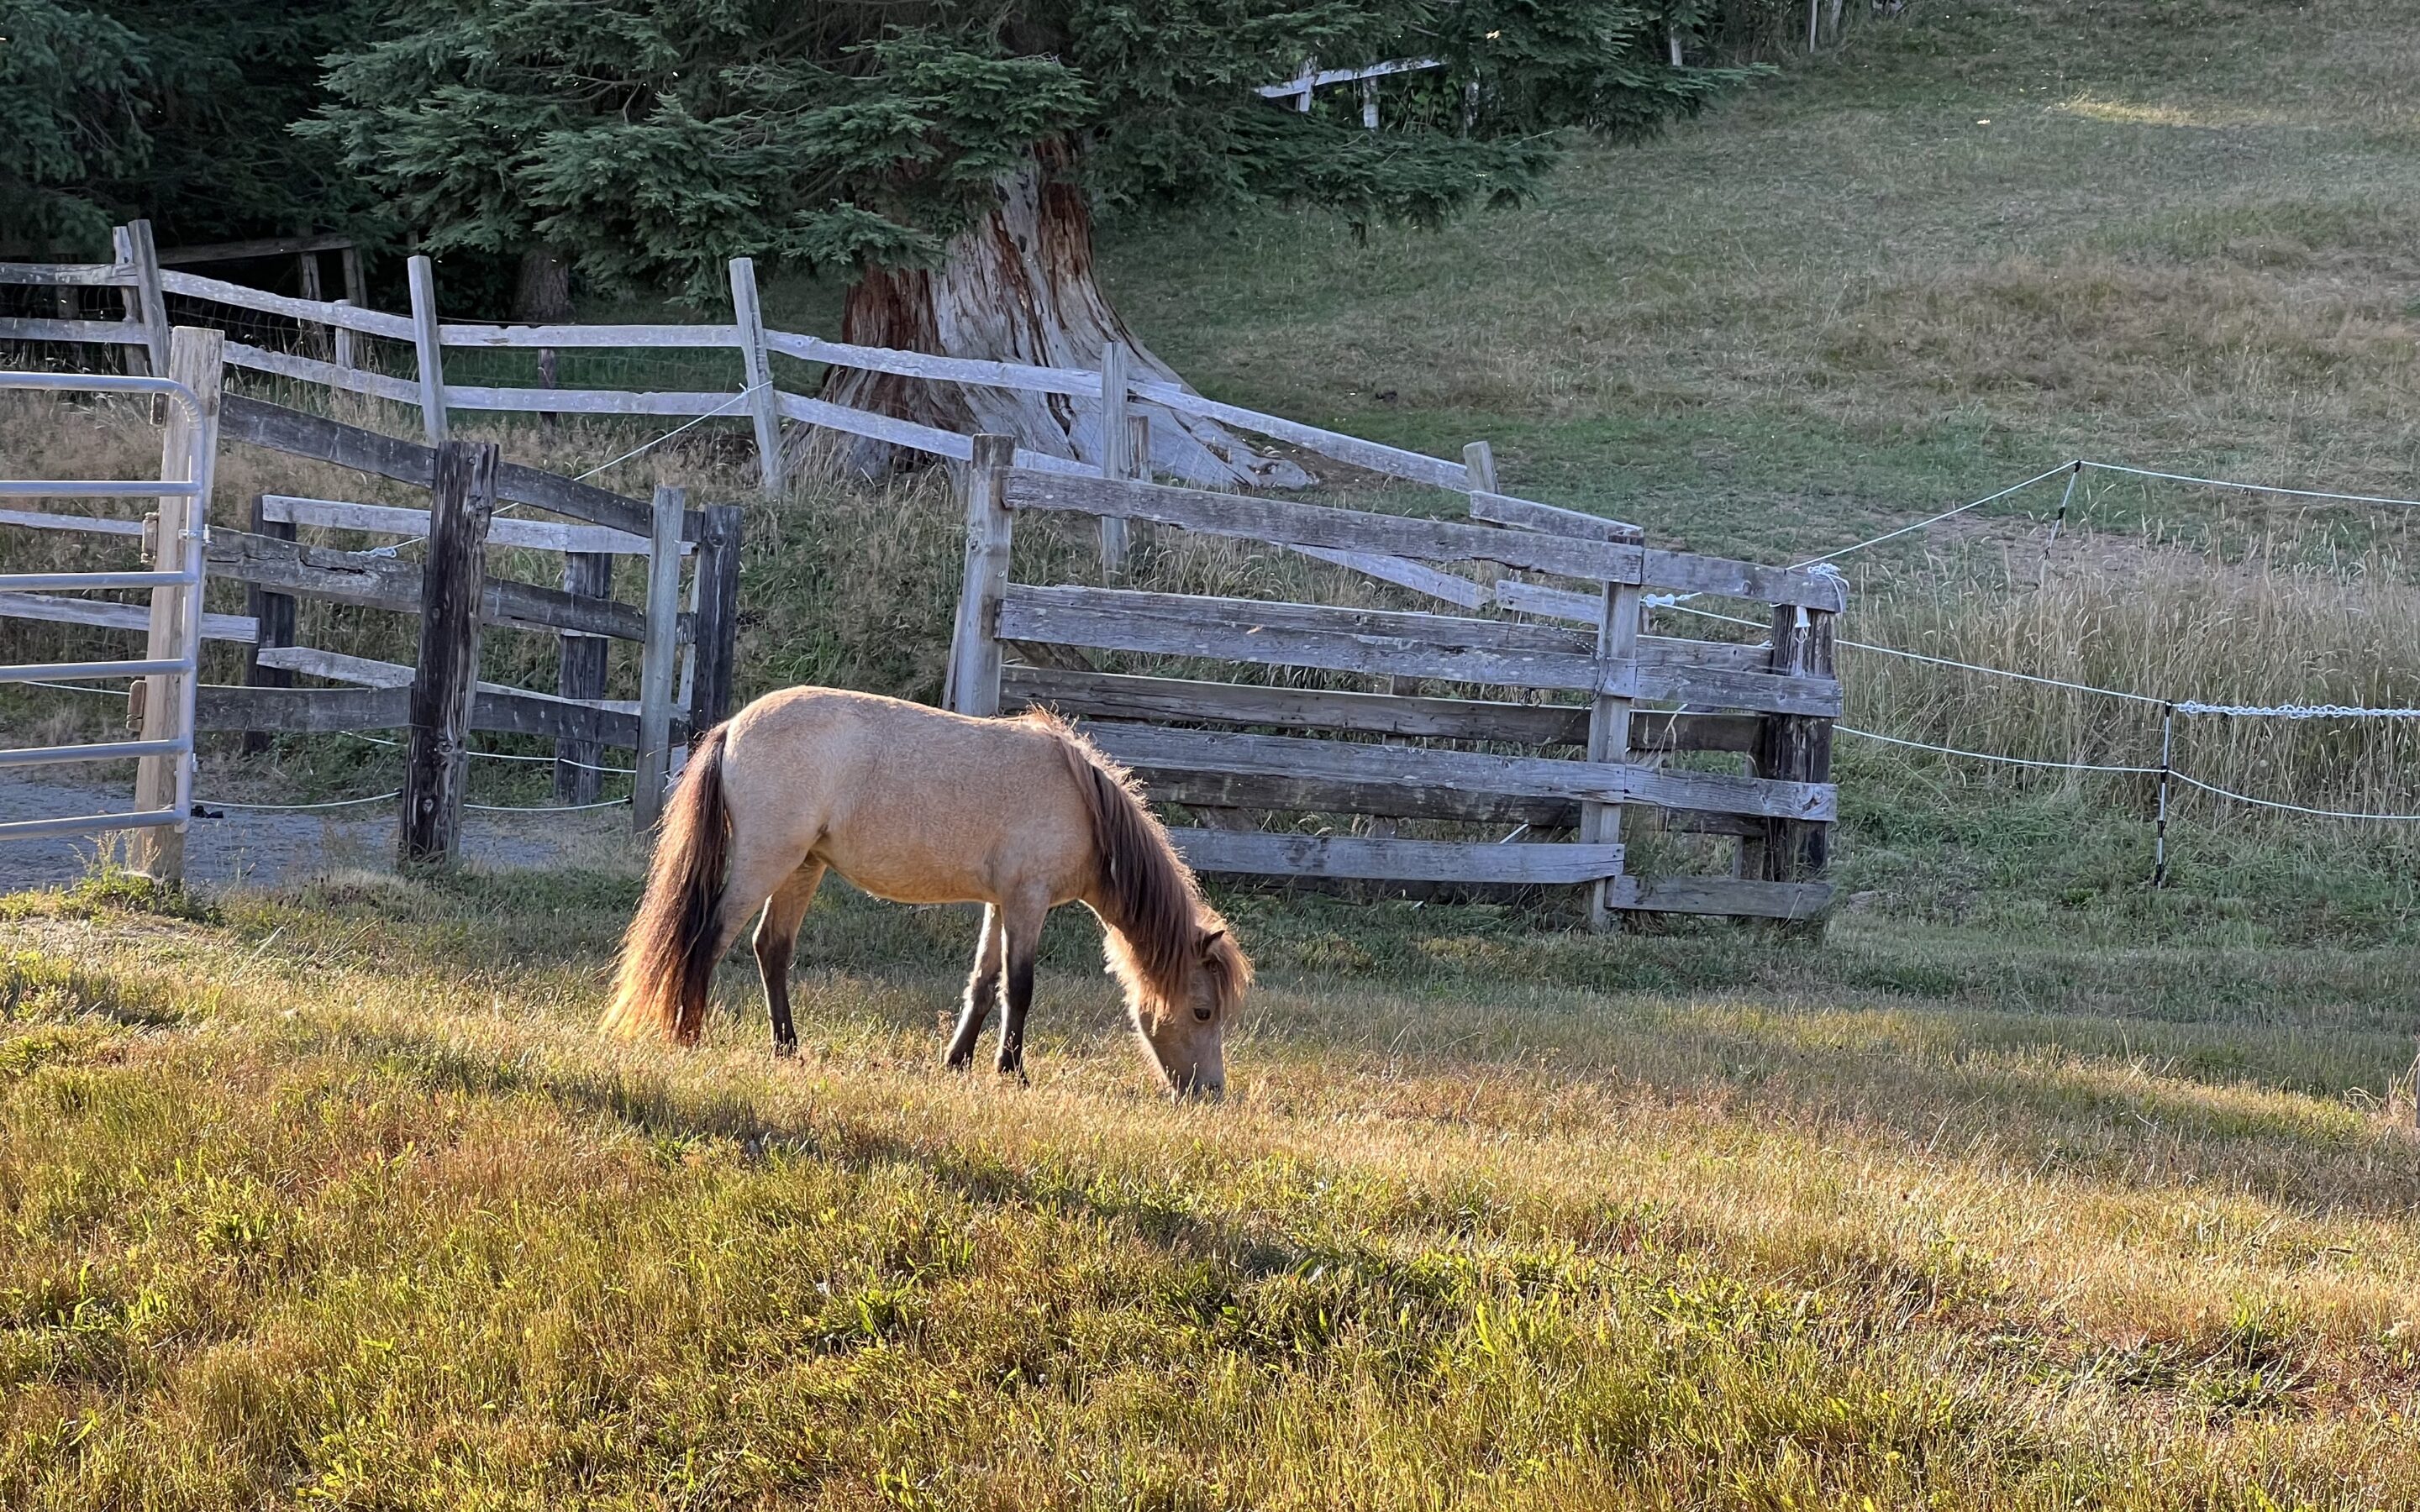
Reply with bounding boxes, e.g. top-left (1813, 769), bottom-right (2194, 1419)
top-left (753, 861), bottom-right (827, 1058)
top-left (944, 905), bottom-right (1006, 1070)
top-left (994, 890), bottom-right (1051, 1082)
